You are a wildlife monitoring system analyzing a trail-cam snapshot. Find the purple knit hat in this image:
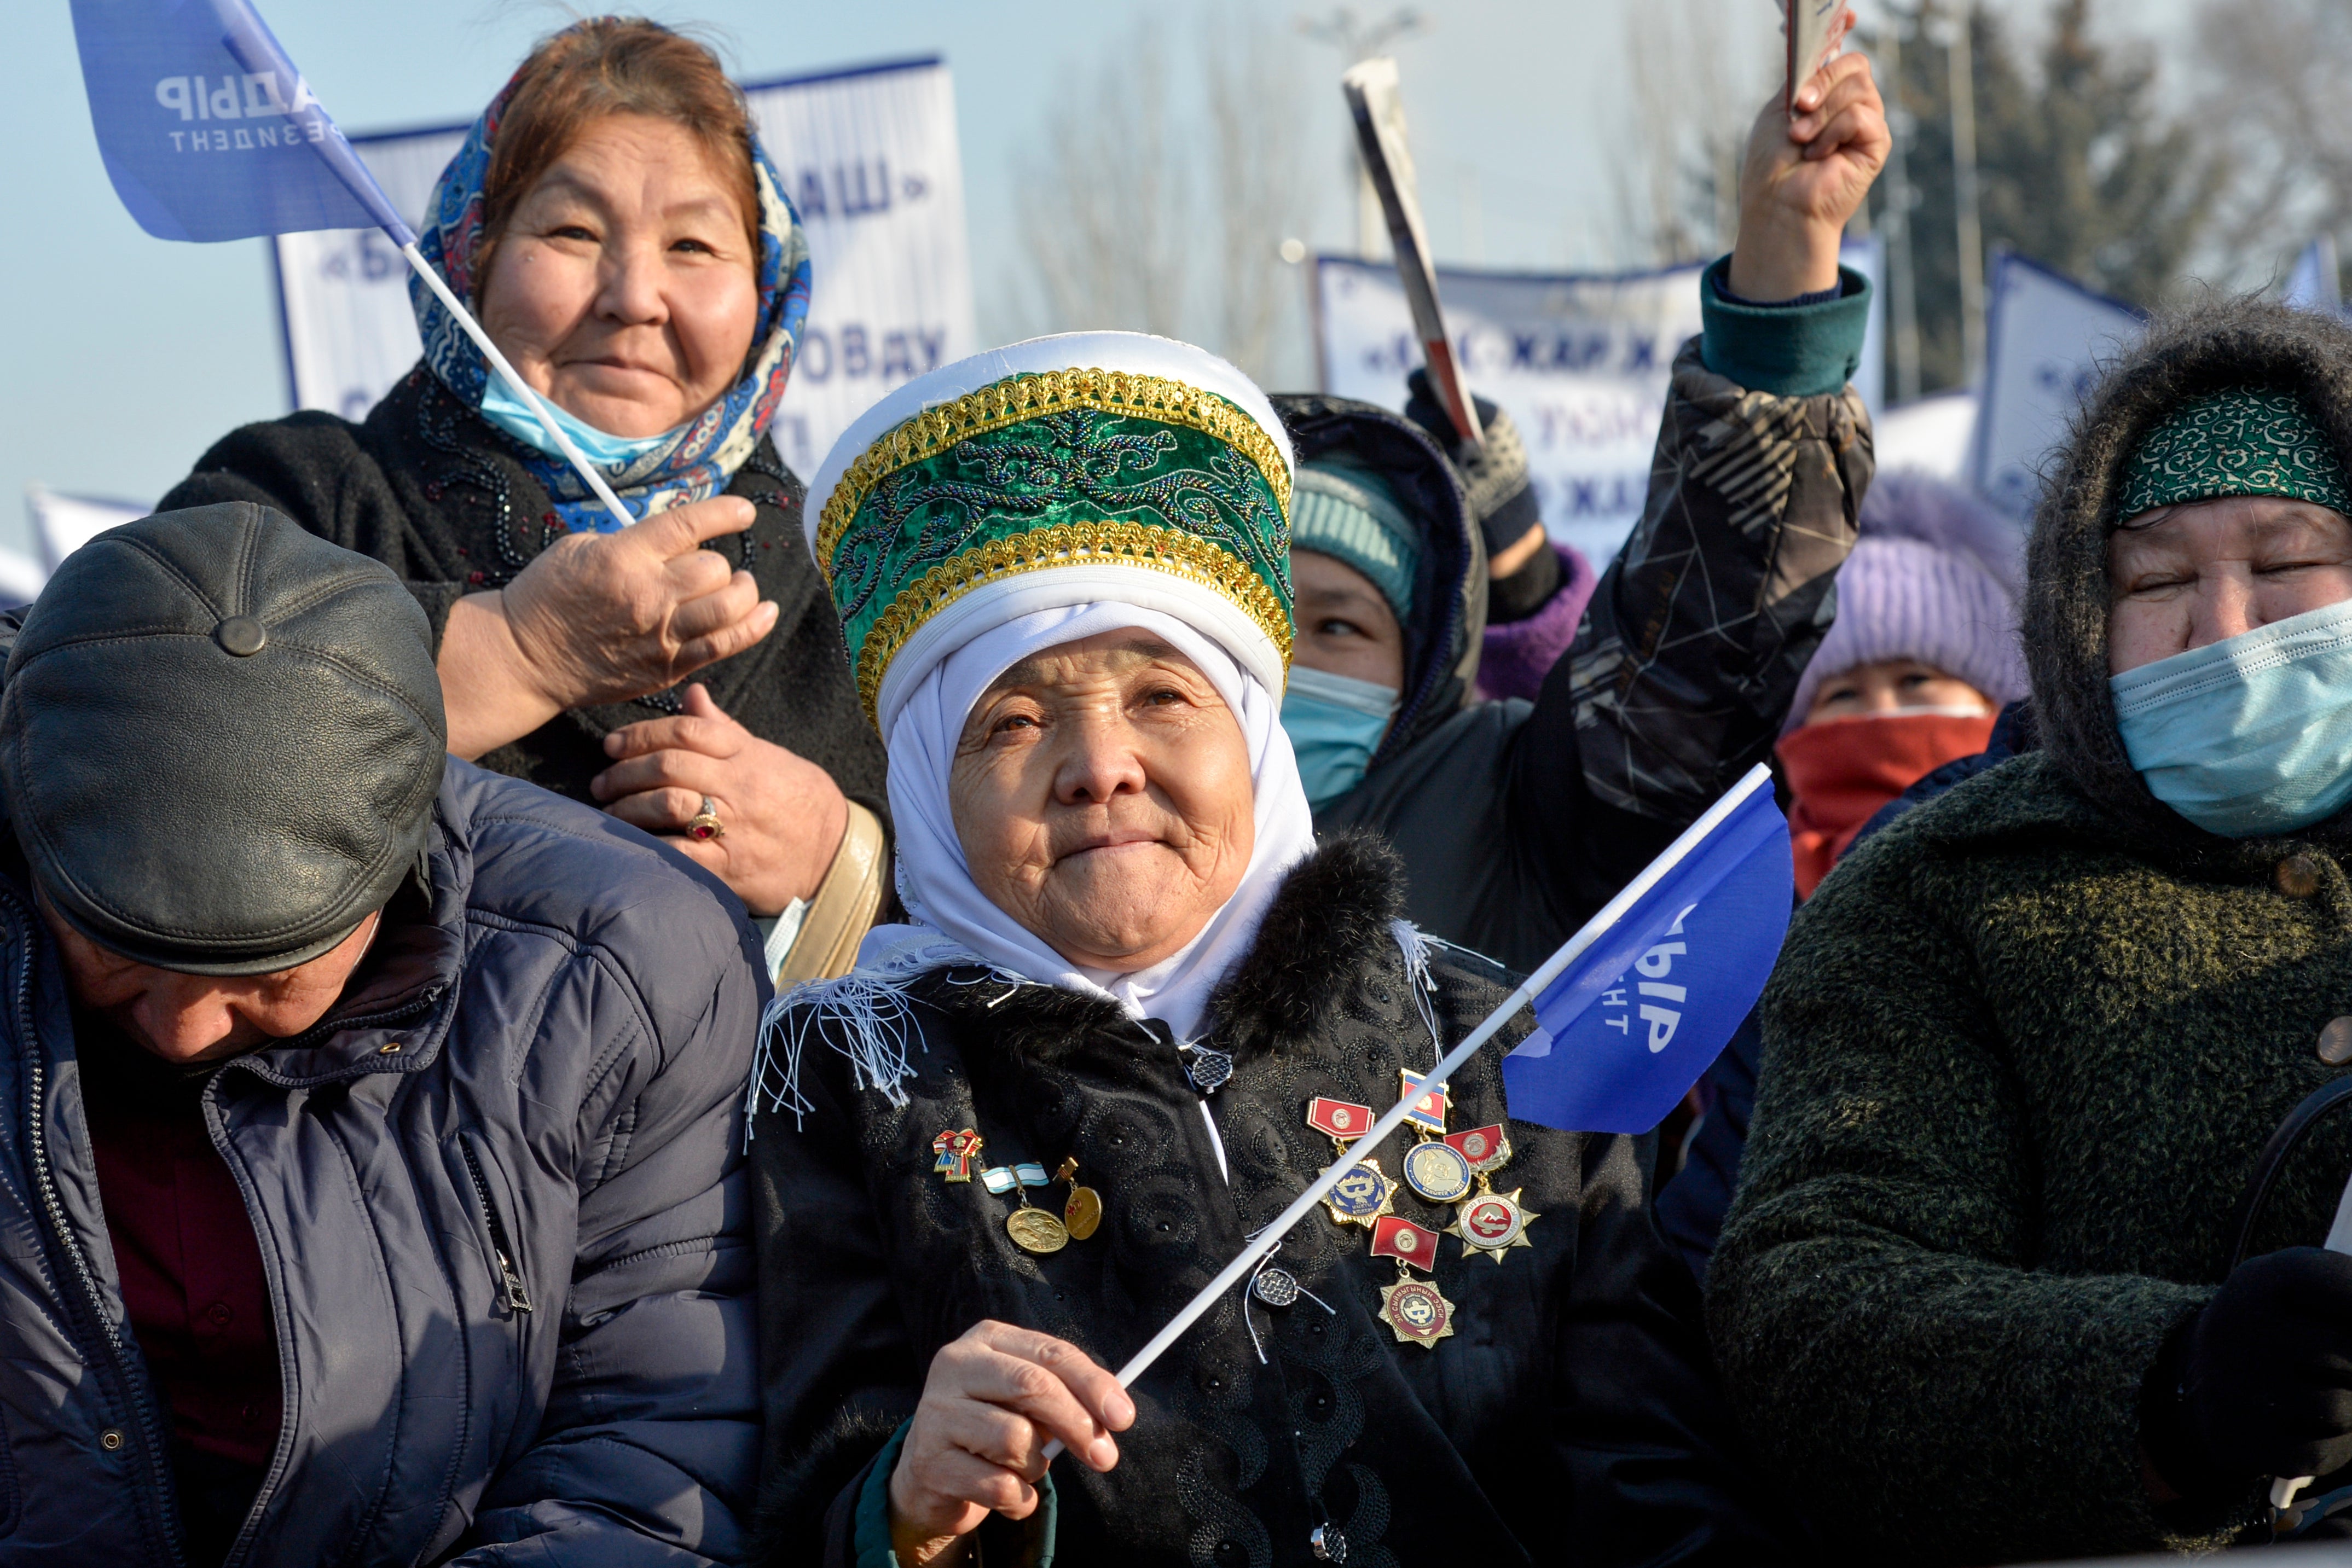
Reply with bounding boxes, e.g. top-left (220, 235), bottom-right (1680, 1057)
top-left (1785, 470), bottom-right (2030, 733)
